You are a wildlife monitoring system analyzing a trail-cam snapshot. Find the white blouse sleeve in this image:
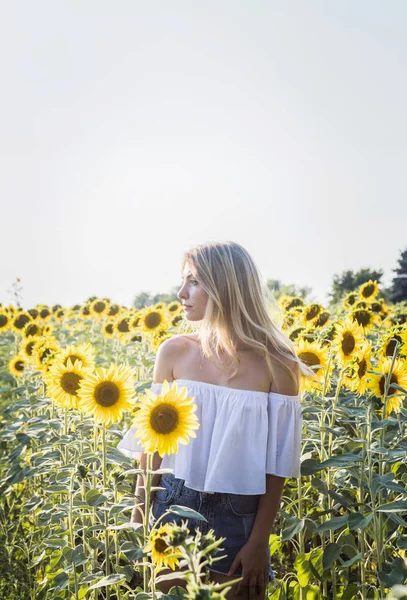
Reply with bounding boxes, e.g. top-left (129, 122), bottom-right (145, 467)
top-left (117, 382), bottom-right (163, 460)
top-left (266, 394), bottom-right (302, 478)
